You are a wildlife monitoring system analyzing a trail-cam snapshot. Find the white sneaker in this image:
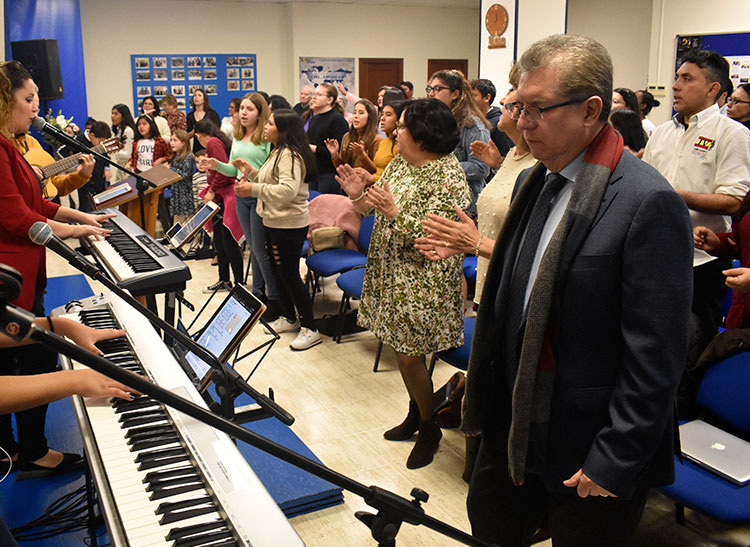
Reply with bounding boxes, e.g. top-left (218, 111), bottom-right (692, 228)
top-left (264, 317), bottom-right (300, 334)
top-left (290, 327), bottom-right (322, 351)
